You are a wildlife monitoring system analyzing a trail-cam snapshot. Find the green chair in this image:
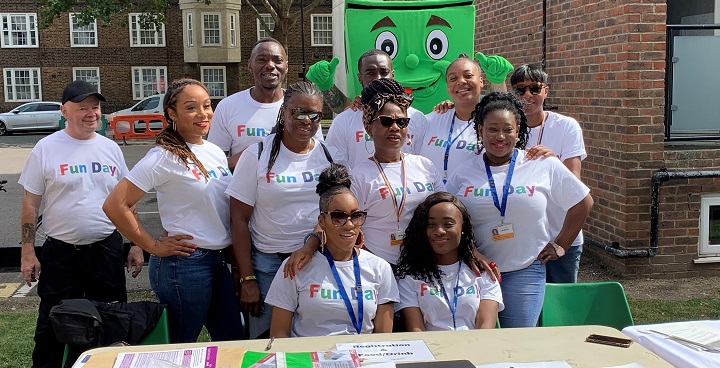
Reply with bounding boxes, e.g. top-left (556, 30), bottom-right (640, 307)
top-left (538, 282), bottom-right (634, 330)
top-left (62, 308), bottom-right (170, 366)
